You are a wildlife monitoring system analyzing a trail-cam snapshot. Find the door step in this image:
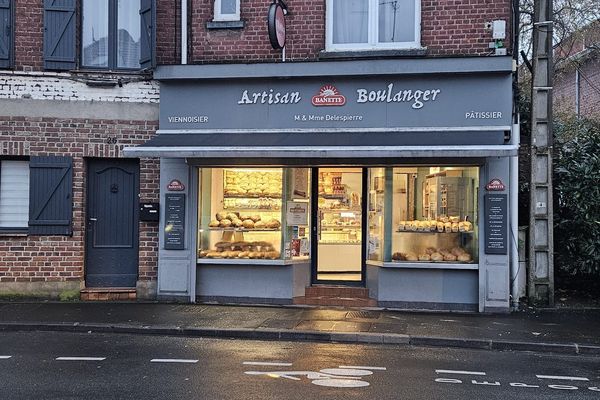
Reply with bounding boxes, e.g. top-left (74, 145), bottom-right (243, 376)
top-left (80, 288), bottom-right (136, 301)
top-left (294, 286), bottom-right (377, 307)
